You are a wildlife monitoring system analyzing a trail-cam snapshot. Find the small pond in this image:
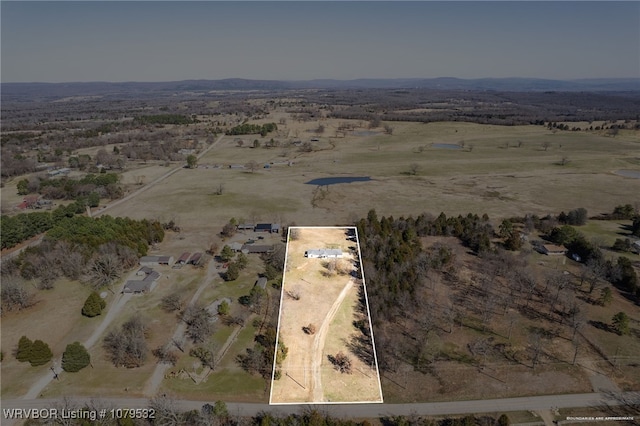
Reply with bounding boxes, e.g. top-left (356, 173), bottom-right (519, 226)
top-left (615, 169), bottom-right (640, 179)
top-left (433, 143), bottom-right (463, 150)
top-left (305, 176), bottom-right (372, 186)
